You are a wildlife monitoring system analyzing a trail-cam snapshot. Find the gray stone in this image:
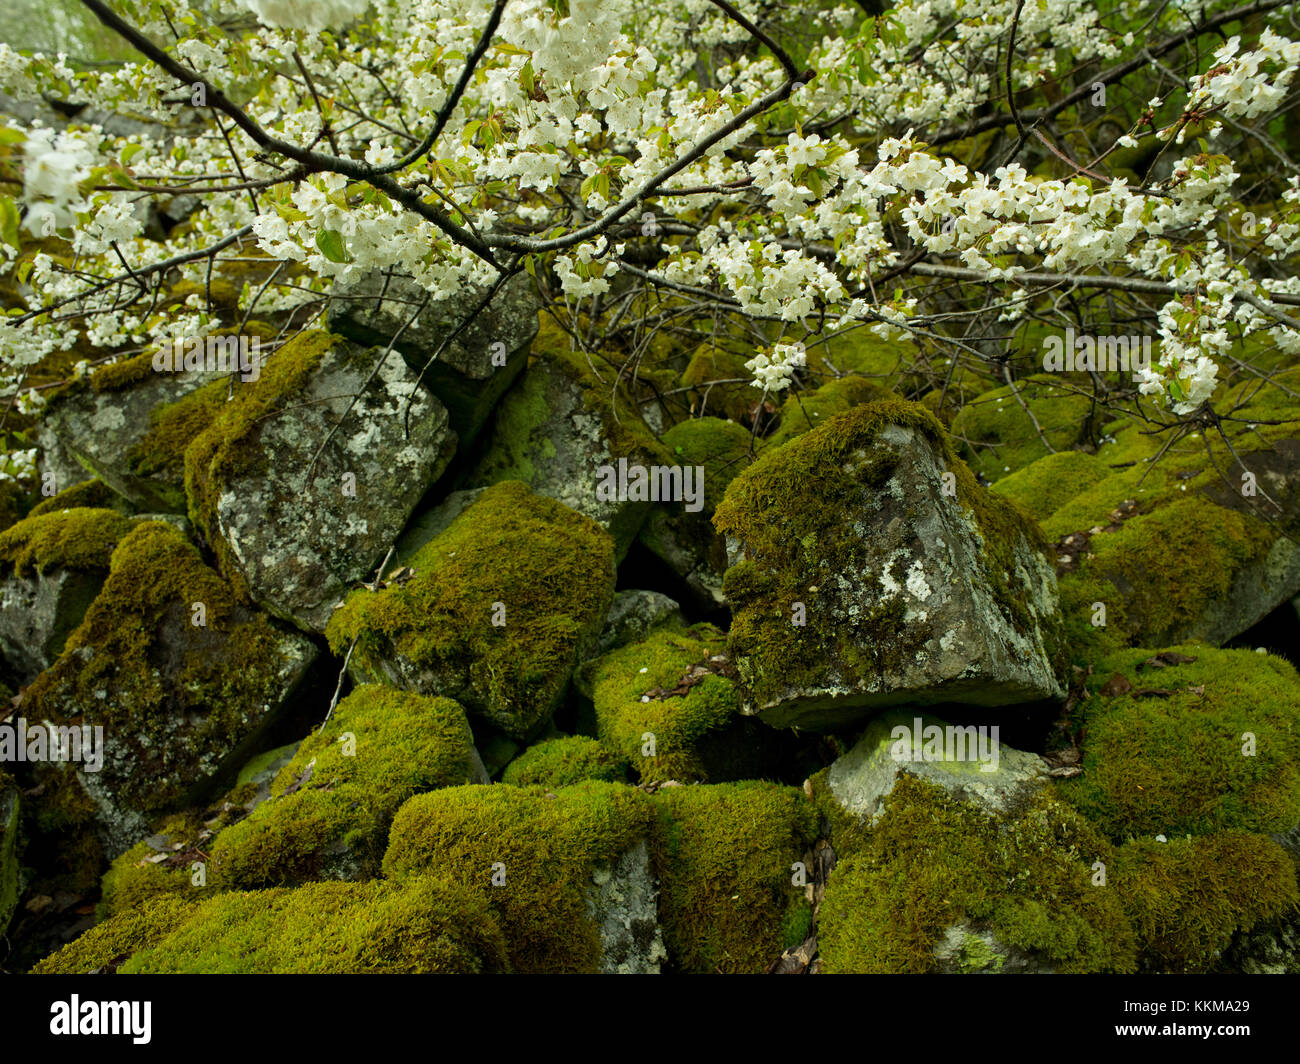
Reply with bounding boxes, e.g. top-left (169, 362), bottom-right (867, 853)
top-left (37, 364), bottom-right (228, 511)
top-left (826, 709), bottom-right (1050, 825)
top-left (595, 590), bottom-right (684, 655)
top-left (467, 356), bottom-right (667, 559)
top-left (197, 339), bottom-right (457, 633)
top-left (586, 840), bottom-right (666, 974)
top-left (933, 922), bottom-right (1054, 974)
top-left (327, 270), bottom-right (539, 446)
top-left (393, 487), bottom-right (486, 561)
top-left (720, 412), bottom-right (1065, 729)
top-left (0, 567), bottom-right (104, 683)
